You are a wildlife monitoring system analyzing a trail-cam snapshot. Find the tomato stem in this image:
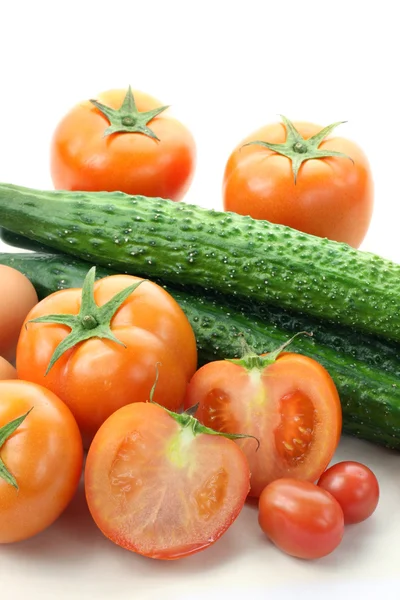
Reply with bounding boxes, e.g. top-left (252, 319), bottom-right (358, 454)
top-left (90, 86), bottom-right (170, 140)
top-left (0, 408), bottom-right (33, 489)
top-left (26, 267), bottom-right (145, 374)
top-left (242, 116), bottom-right (353, 183)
